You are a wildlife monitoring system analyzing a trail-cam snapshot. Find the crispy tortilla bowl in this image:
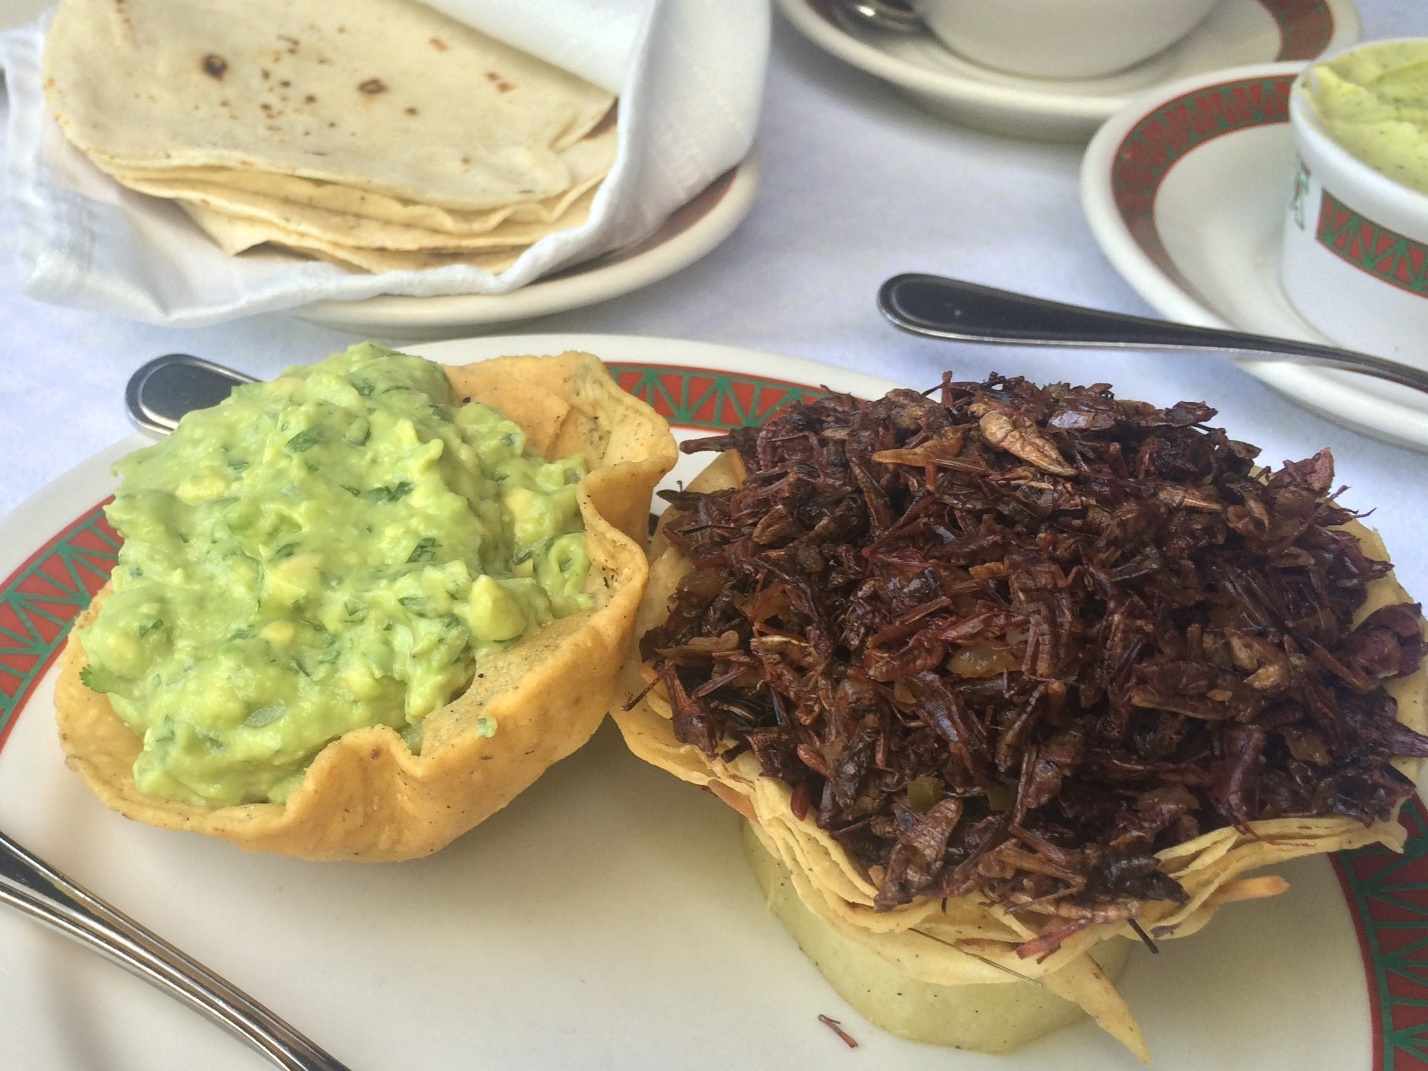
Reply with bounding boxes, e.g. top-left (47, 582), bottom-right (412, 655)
top-left (56, 353), bottom-right (676, 861)
top-left (614, 446), bottom-right (1428, 1062)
